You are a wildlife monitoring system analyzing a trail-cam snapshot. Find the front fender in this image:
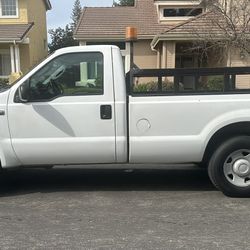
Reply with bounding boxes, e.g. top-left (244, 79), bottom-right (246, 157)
top-left (0, 90), bottom-right (21, 168)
